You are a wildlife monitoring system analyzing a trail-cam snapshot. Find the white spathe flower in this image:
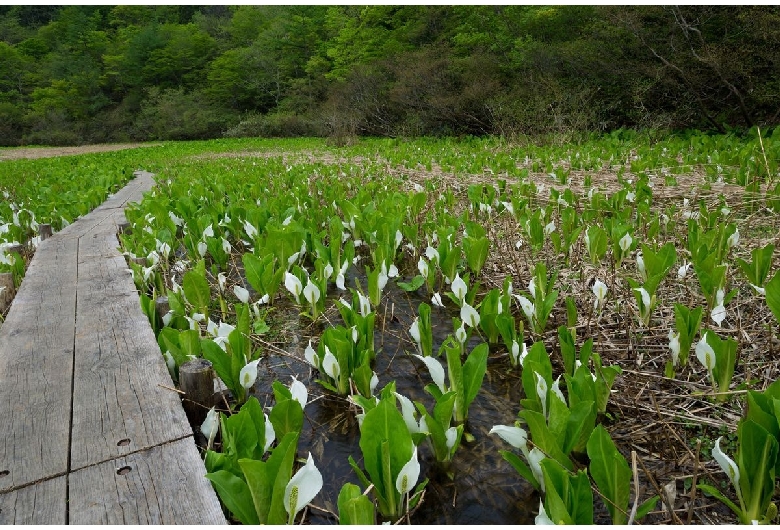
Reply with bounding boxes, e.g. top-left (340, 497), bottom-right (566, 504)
top-left (163, 350), bottom-right (176, 378)
top-left (221, 237), bottom-right (231, 254)
top-left (455, 323), bottom-right (467, 345)
top-left (243, 219), bottom-right (258, 239)
top-left (336, 272), bottom-right (346, 290)
top-left (357, 291), bottom-right (371, 317)
top-left (543, 221), bottom-right (555, 236)
top-left (713, 437), bottom-right (741, 495)
top-left (528, 447), bottom-right (546, 493)
top-left (425, 245), bottom-right (439, 263)
top-left (169, 211), bottom-right (184, 226)
top-left (284, 453), bottom-right (323, 523)
top-left (287, 251), bottom-right (301, 269)
top-left (528, 278), bottom-right (537, 300)
top-left (535, 500), bottom-right (554, 525)
top-left (323, 262), bottom-right (334, 281)
top-left (695, 333), bottom-right (716, 373)
top-left (303, 278), bottom-right (321, 305)
top-left (197, 240), bottom-right (207, 257)
top-left (395, 448), bottom-right (421, 495)
top-left (634, 287), bottom-right (651, 310)
top-left (289, 376), bottom-right (308, 408)
top-left (203, 224), bottom-right (214, 238)
top-left (409, 318), bottom-right (421, 345)
top-left (369, 371), bottom-right (379, 396)
top-left (304, 340), bottom-right (319, 369)
top-left (322, 346), bottom-right (340, 380)
top-left (626, 190), bottom-right (636, 203)
top-left (451, 273), bottom-right (467, 304)
top-left (388, 263), bottom-right (399, 278)
top-left (489, 425), bottom-right (529, 454)
top-left (445, 426), bottom-right (458, 450)
top-left (284, 272), bottom-right (302, 303)
top-left (534, 372), bottom-right (548, 419)
top-left (516, 295), bottom-right (535, 323)
top-left (751, 284), bottom-right (766, 296)
top-left (592, 279), bottom-right (607, 308)
top-left (678, 262), bottom-right (690, 279)
top-left (727, 228), bottom-right (739, 248)
top-left (395, 230), bottom-right (403, 249)
top-left (510, 340), bottom-right (521, 365)
top-left (239, 359), bottom-right (260, 390)
top-left (395, 392), bottom-right (424, 434)
top-left (460, 302), bottom-right (480, 328)
top-left (668, 329), bottom-right (681, 366)
top-left (233, 285), bottom-right (250, 304)
top-left (431, 292), bottom-right (445, 307)
top-left (217, 272), bottom-right (227, 292)
top-left (636, 251), bottom-right (646, 281)
top-left (711, 302), bottom-right (726, 327)
top-left (414, 354), bottom-right (446, 393)
top-left (551, 375), bottom-right (566, 406)
top-left (263, 413), bottom-right (275, 453)
top-left (200, 406), bottom-right (219, 439)
top-left (619, 232), bottom-right (633, 253)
